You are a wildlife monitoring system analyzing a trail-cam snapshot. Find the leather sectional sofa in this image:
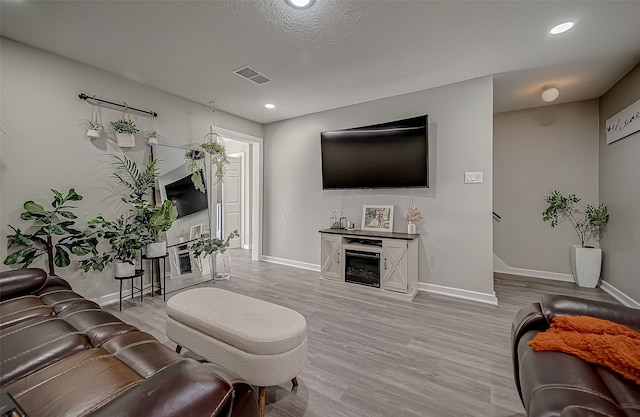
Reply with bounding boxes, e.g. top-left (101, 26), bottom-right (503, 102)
top-left (512, 294), bottom-right (640, 417)
top-left (0, 268), bottom-right (260, 417)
